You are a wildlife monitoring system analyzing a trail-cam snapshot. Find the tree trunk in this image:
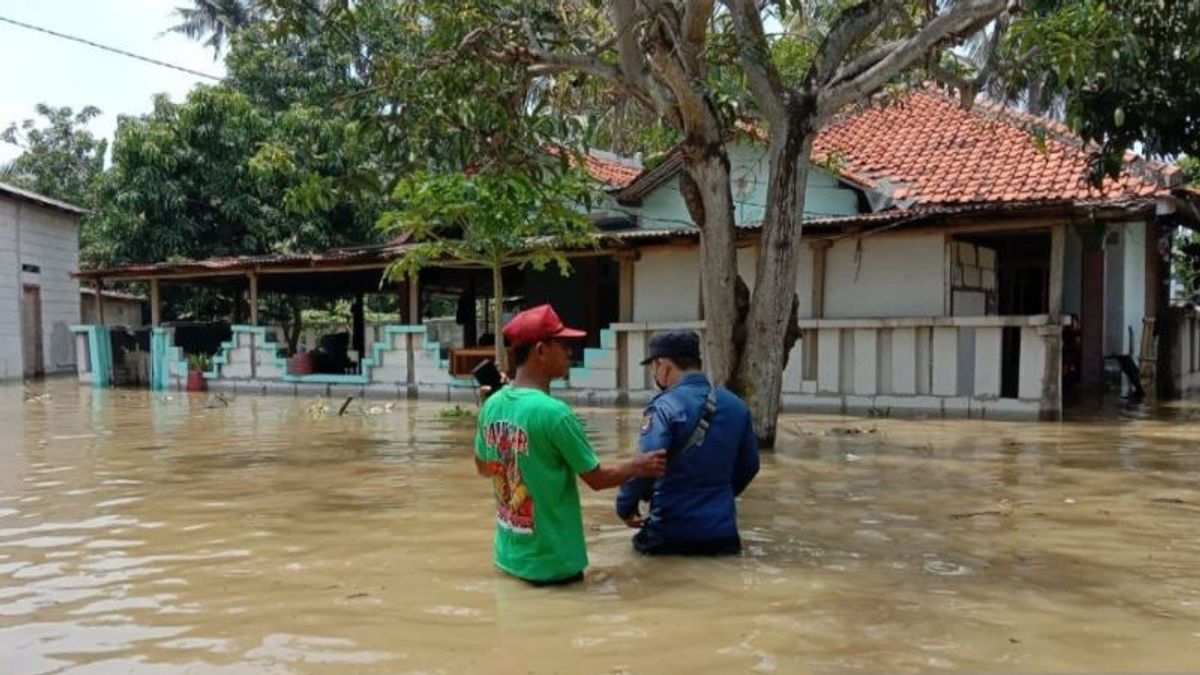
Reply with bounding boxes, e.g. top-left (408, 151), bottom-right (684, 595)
top-left (285, 299), bottom-right (303, 357)
top-left (492, 264), bottom-right (507, 372)
top-left (734, 110), bottom-right (814, 448)
top-left (678, 143), bottom-right (739, 386)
